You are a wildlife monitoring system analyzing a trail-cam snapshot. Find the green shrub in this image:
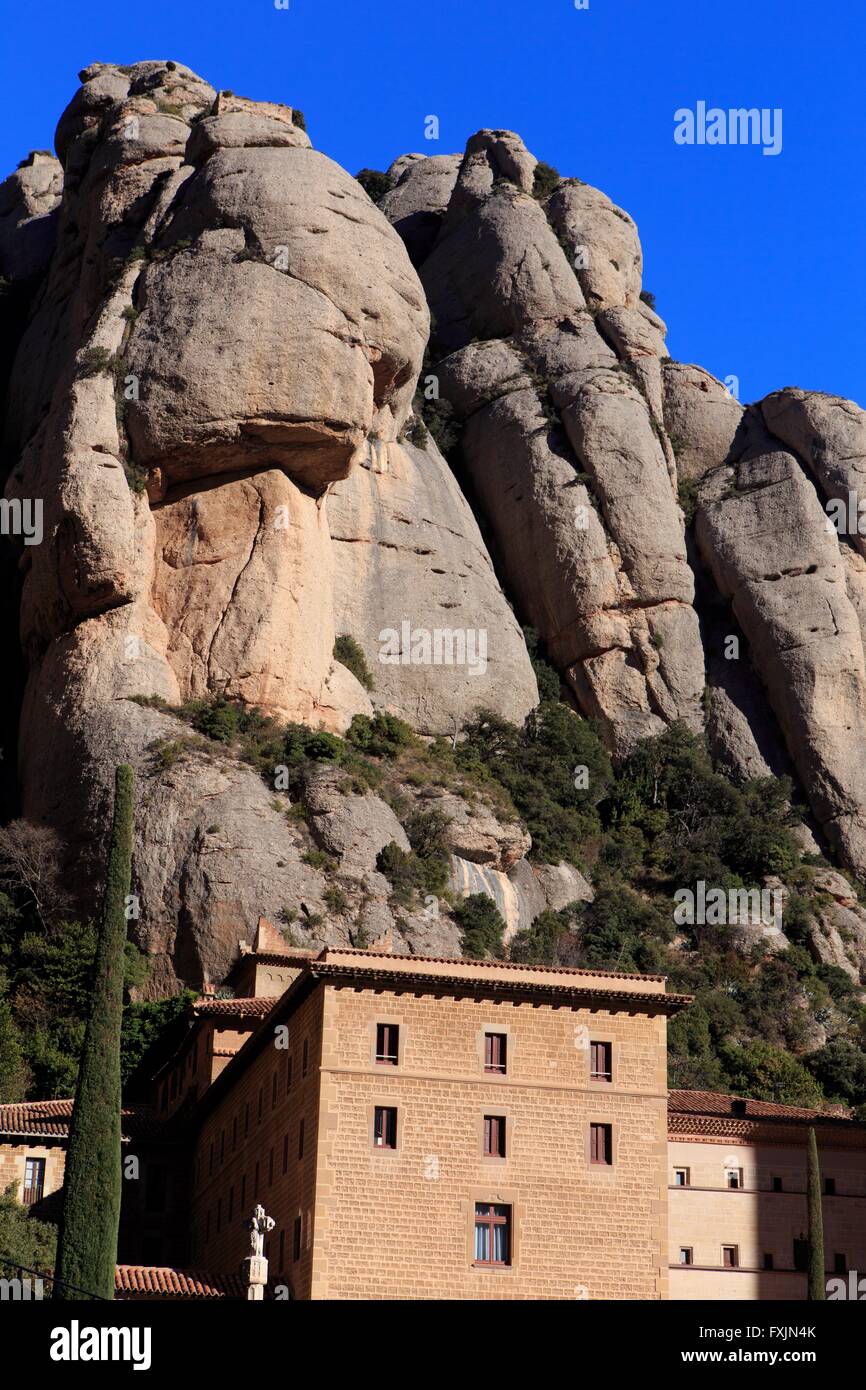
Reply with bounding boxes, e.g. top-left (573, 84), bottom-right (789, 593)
top-left (355, 168), bottom-right (391, 202)
top-left (532, 161), bottom-right (561, 200)
top-left (333, 635), bottom-right (374, 691)
top-left (346, 711), bottom-right (416, 758)
top-left (453, 893), bottom-right (506, 960)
